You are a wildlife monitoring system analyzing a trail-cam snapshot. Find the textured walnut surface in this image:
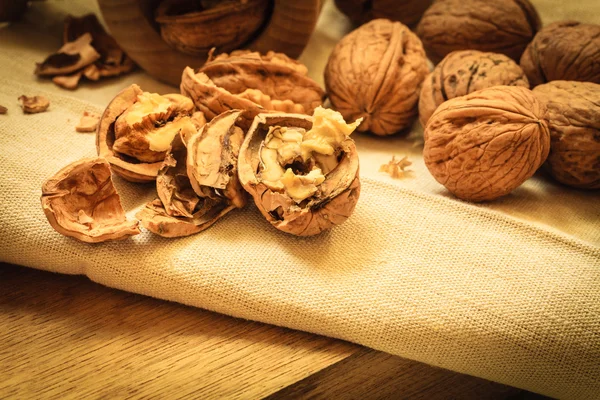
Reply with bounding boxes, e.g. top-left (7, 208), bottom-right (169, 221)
top-left (417, 0), bottom-right (541, 64)
top-left (520, 21), bottom-right (600, 87)
top-left (334, 0), bottom-right (433, 27)
top-left (424, 86), bottom-right (550, 201)
top-left (533, 81), bottom-right (600, 189)
top-left (325, 19), bottom-right (429, 136)
top-left (419, 50), bottom-right (529, 126)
